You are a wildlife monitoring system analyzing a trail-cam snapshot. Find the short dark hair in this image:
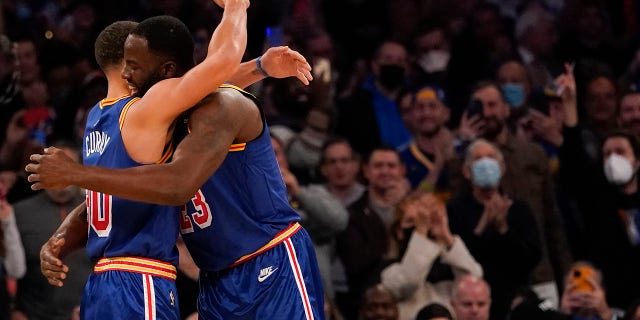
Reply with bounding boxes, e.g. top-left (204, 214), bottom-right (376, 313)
top-left (94, 21), bottom-right (138, 71)
top-left (364, 144), bottom-right (400, 164)
top-left (130, 15), bottom-right (195, 73)
top-left (320, 136), bottom-right (359, 164)
top-left (470, 80), bottom-right (506, 103)
top-left (602, 130), bottom-right (640, 158)
top-left (415, 303), bottom-right (453, 320)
